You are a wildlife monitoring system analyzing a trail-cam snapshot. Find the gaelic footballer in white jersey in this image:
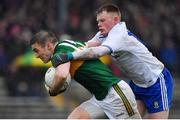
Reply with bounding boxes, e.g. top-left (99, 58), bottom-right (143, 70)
top-left (90, 22), bottom-right (164, 88)
top-left (87, 22), bottom-right (173, 114)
